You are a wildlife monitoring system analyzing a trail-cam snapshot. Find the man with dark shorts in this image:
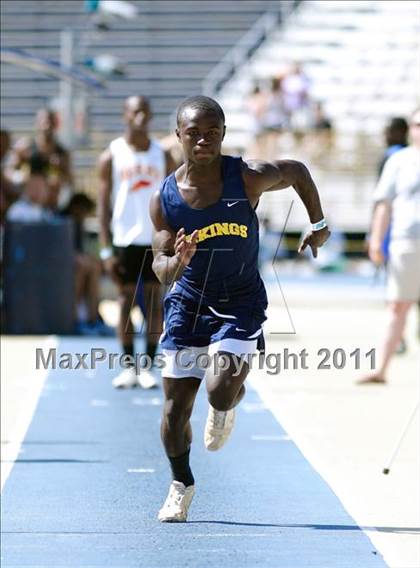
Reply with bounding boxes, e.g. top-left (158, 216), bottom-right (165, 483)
top-left (98, 96), bottom-right (175, 389)
top-left (150, 95), bottom-right (330, 521)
